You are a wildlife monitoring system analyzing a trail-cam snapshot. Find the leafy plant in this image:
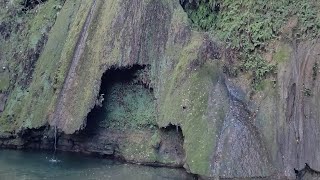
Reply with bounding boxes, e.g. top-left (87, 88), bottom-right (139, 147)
top-left (187, 0), bottom-right (217, 31)
top-left (313, 62), bottom-right (318, 80)
top-left (183, 0), bottom-right (320, 88)
top-left (303, 87), bottom-right (312, 96)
